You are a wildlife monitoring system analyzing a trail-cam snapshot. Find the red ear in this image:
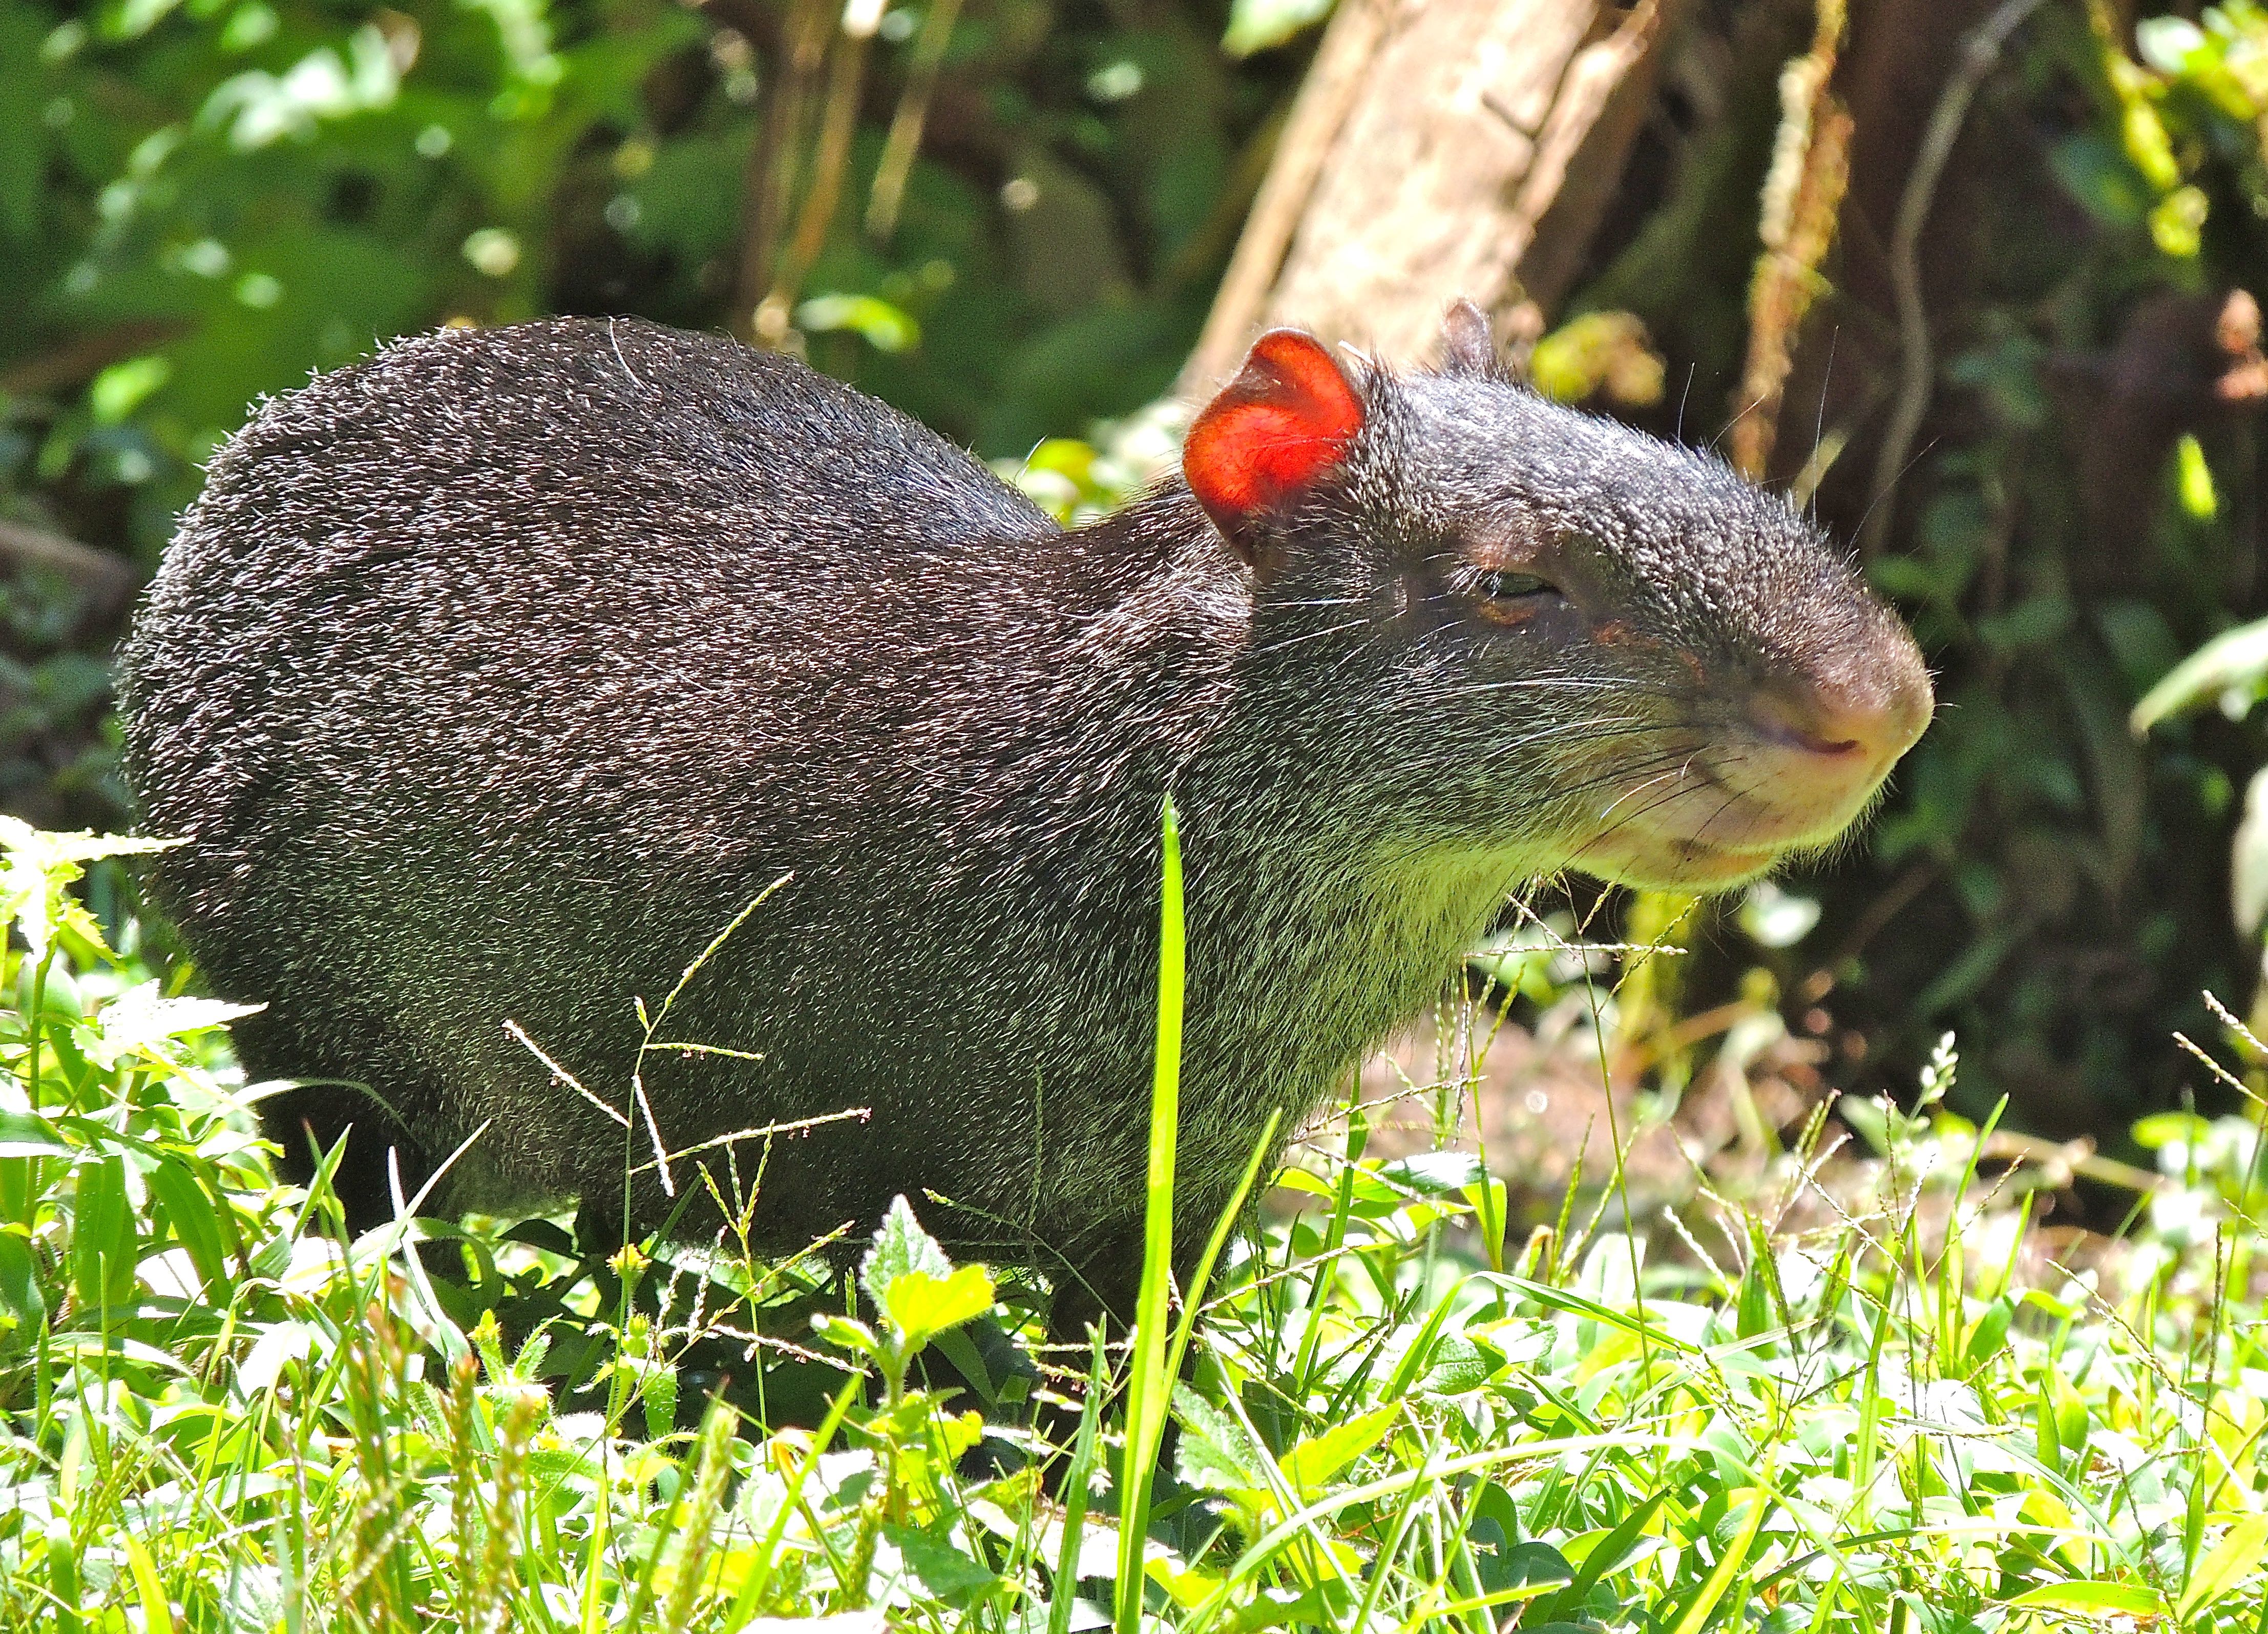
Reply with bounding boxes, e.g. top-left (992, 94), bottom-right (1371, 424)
top-left (1183, 329), bottom-right (1364, 561)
